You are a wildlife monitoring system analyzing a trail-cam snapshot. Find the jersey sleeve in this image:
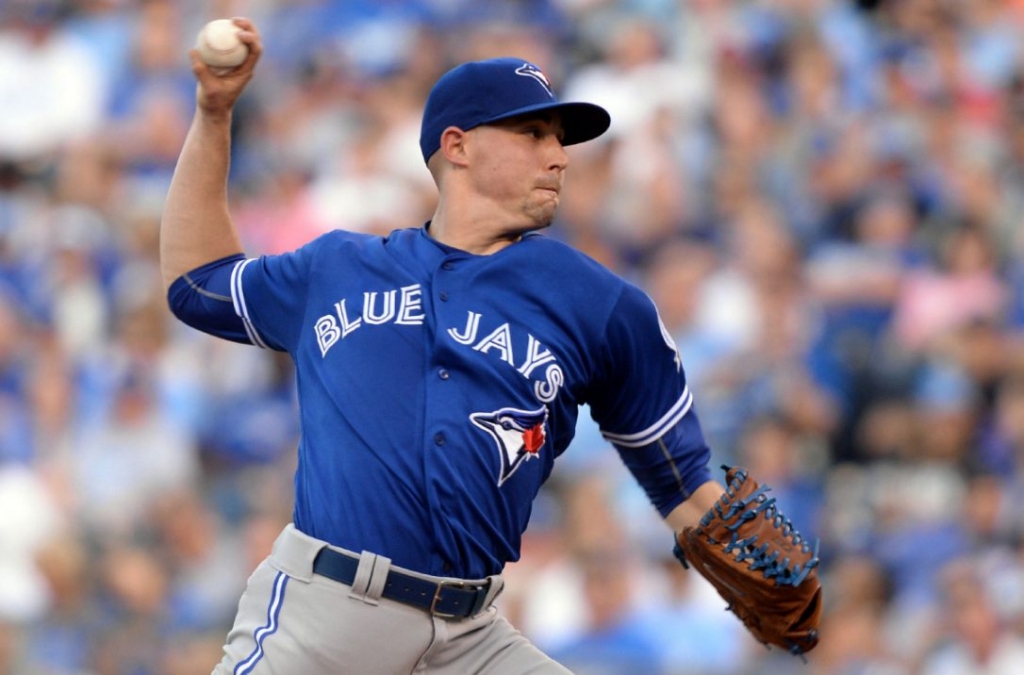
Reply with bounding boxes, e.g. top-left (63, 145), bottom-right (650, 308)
top-left (229, 242), bottom-right (318, 353)
top-left (586, 283), bottom-right (712, 516)
top-left (166, 253), bottom-right (249, 344)
top-left (167, 243), bottom-right (315, 353)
